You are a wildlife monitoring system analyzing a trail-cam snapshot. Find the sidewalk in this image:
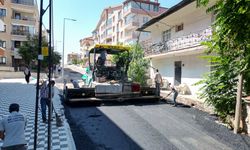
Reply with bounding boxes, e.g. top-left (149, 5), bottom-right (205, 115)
top-left (0, 77), bottom-right (76, 150)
